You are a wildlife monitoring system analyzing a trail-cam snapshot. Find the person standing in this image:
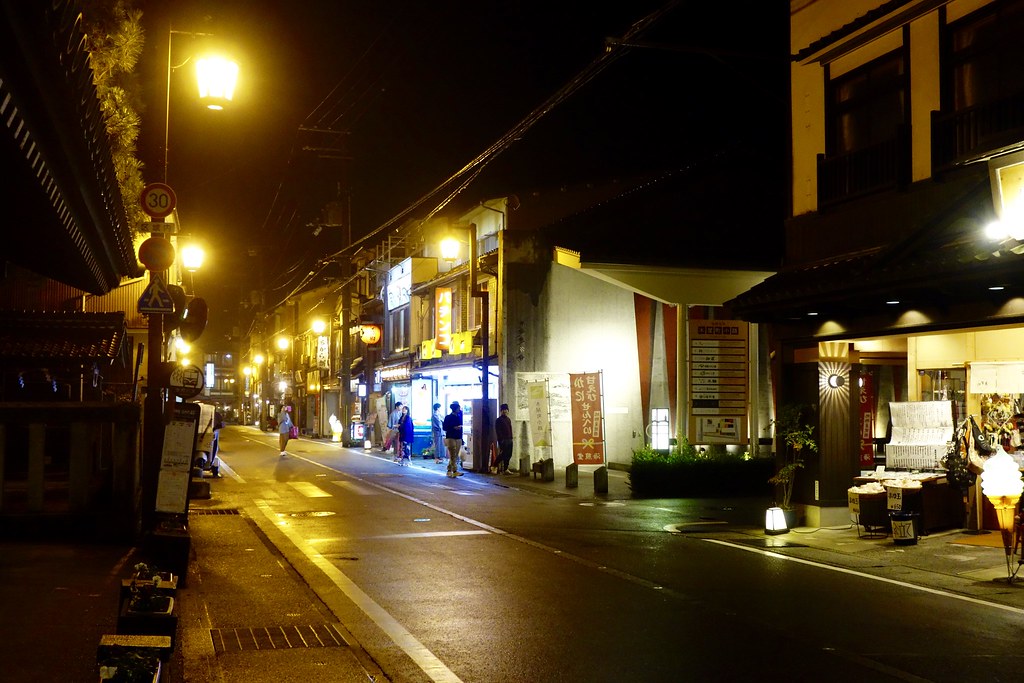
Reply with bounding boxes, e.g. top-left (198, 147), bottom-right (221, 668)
top-left (442, 401), bottom-right (465, 478)
top-left (397, 404), bottom-right (414, 465)
top-left (495, 403), bottom-right (514, 475)
top-left (383, 402), bottom-right (402, 454)
top-left (431, 403), bottom-right (444, 464)
top-left (277, 405), bottom-right (293, 456)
